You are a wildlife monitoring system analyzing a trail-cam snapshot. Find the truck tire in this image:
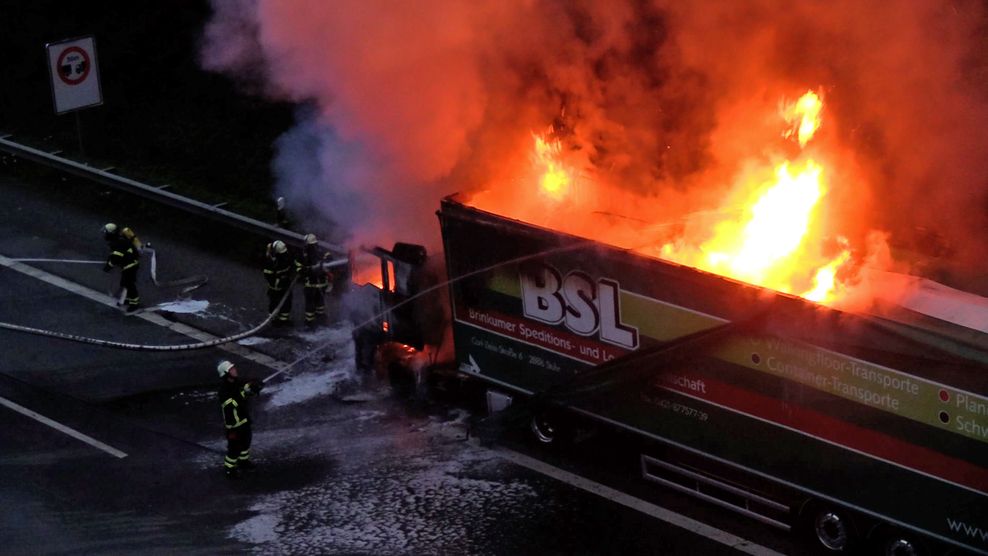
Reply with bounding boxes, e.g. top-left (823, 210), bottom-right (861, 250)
top-left (875, 528), bottom-right (929, 556)
top-left (798, 501), bottom-right (860, 553)
top-left (530, 410), bottom-right (570, 446)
